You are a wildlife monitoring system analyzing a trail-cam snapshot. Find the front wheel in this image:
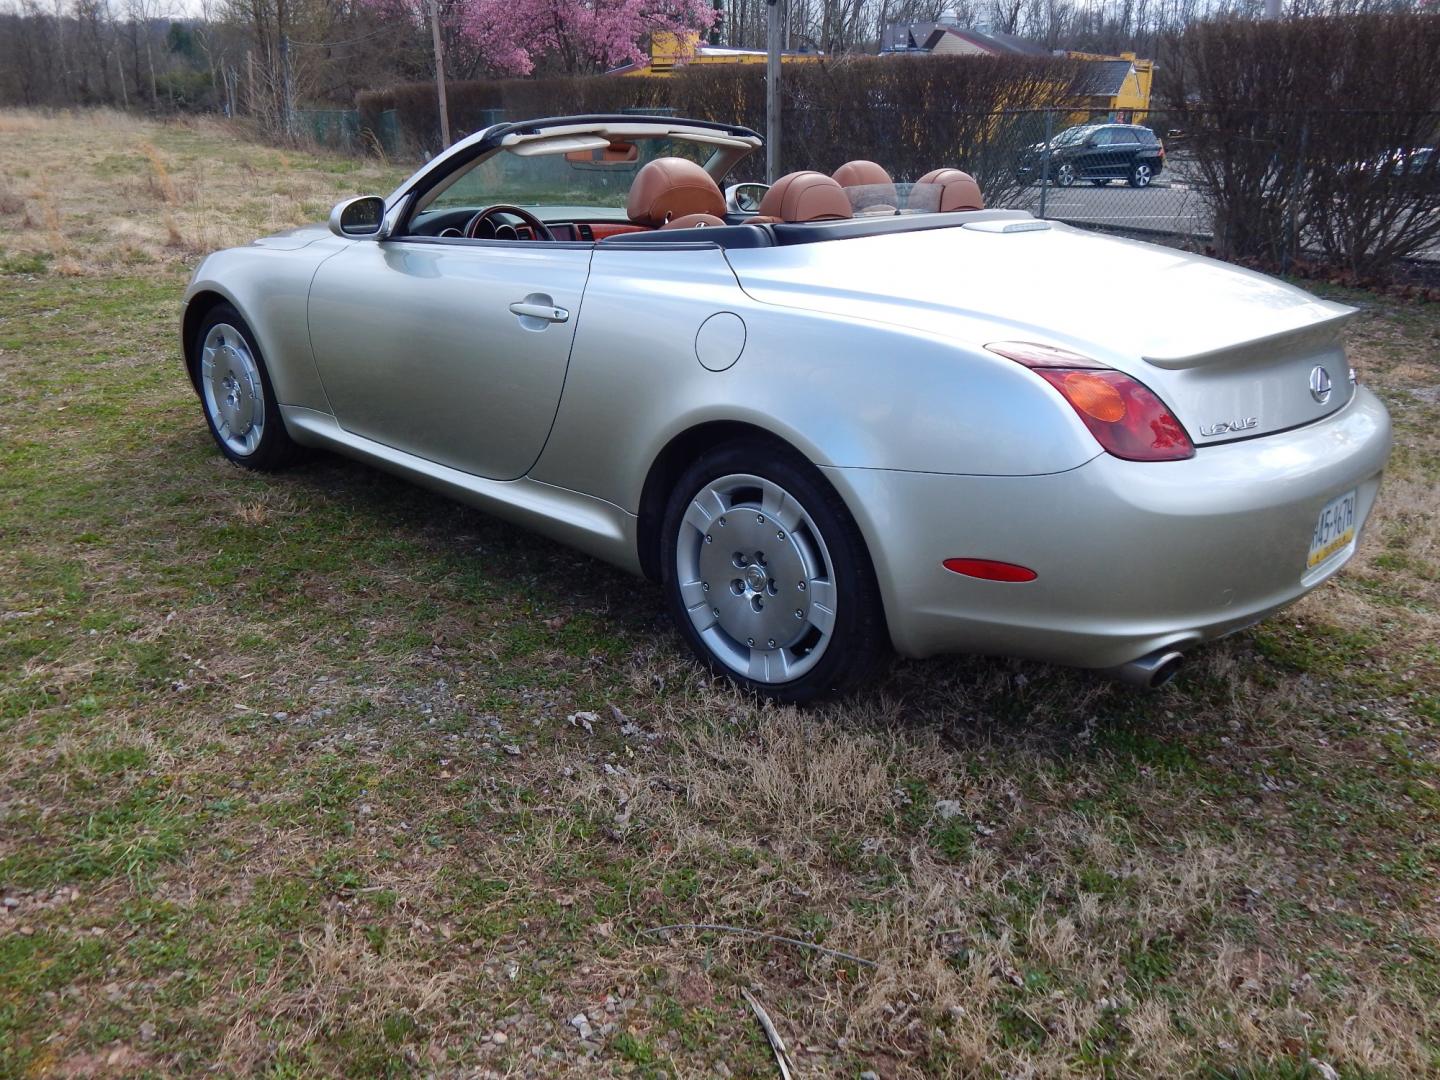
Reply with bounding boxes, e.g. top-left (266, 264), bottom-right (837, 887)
top-left (660, 440), bottom-right (889, 703)
top-left (1128, 163), bottom-right (1154, 188)
top-left (192, 302), bottom-right (296, 470)
top-left (1054, 163), bottom-right (1077, 187)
